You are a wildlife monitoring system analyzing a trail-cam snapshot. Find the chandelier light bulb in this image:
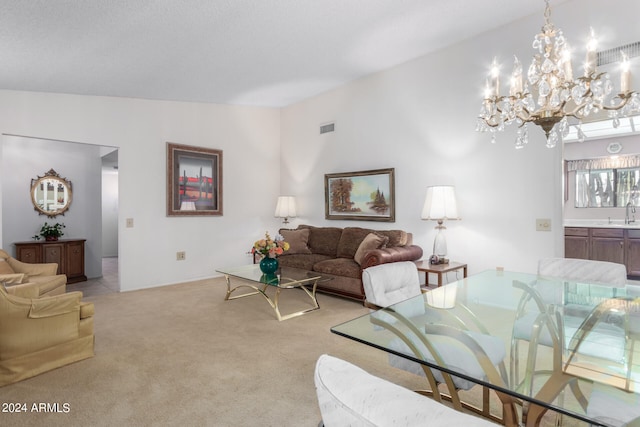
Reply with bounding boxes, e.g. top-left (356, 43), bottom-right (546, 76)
top-left (585, 28), bottom-right (598, 76)
top-left (621, 51), bottom-right (632, 93)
